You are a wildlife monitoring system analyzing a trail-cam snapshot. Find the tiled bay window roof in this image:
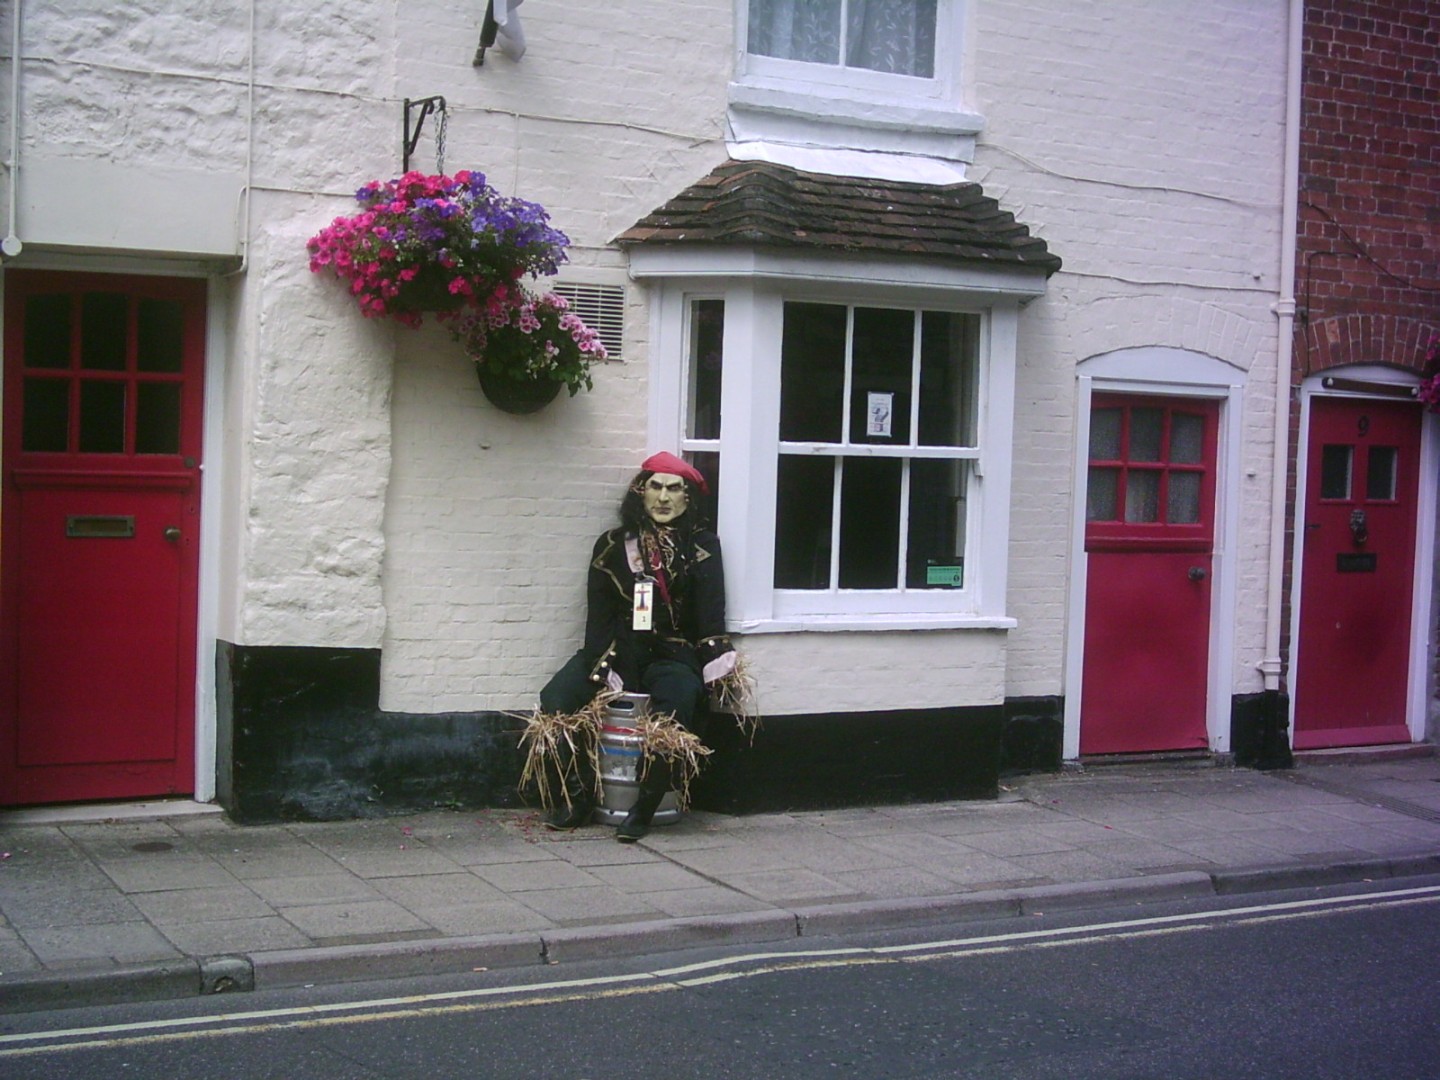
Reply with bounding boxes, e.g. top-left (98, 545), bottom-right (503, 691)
top-left (616, 160), bottom-right (1061, 275)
